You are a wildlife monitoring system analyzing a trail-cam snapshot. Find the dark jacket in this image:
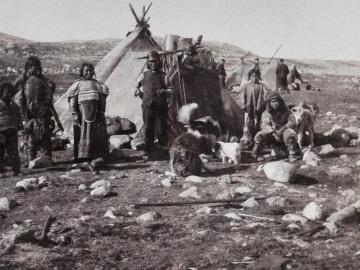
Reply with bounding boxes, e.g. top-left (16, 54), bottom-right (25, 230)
top-left (0, 100), bottom-right (22, 132)
top-left (138, 70), bottom-right (167, 106)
